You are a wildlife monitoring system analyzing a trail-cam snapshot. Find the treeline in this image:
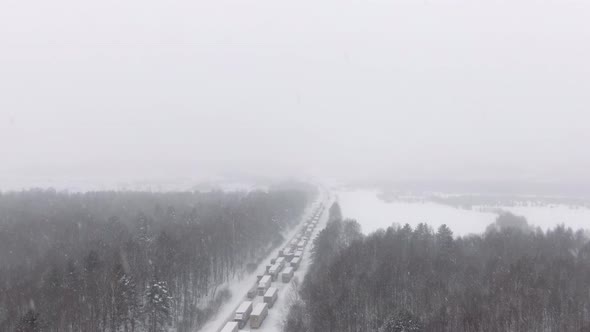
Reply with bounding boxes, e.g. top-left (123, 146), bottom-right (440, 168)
top-left (428, 194), bottom-right (590, 210)
top-left (378, 191), bottom-right (590, 210)
top-left (285, 204), bottom-right (590, 332)
top-left (0, 186), bottom-right (312, 332)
